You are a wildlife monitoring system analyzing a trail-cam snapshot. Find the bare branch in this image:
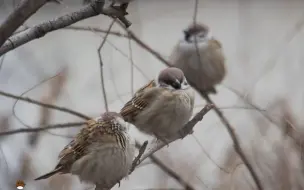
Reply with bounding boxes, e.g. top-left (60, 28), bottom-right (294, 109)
top-left (0, 90), bottom-right (90, 120)
top-left (128, 37), bottom-right (135, 95)
top-left (12, 69), bottom-right (74, 139)
top-left (96, 19), bottom-right (116, 112)
top-left (130, 141), bottom-right (148, 174)
top-left (0, 1), bottom-right (131, 56)
top-left (0, 122), bottom-right (86, 137)
top-left (65, 26), bottom-right (129, 38)
top-left (0, 53), bottom-right (6, 74)
top-left (115, 21), bottom-right (171, 67)
top-left (0, 0), bottom-right (49, 47)
top-left (28, 67), bottom-right (67, 147)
